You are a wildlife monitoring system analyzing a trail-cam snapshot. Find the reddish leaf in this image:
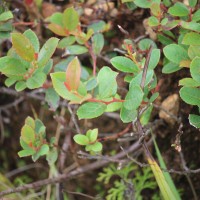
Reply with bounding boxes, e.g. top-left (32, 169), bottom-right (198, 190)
top-left (64, 57), bottom-right (81, 91)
